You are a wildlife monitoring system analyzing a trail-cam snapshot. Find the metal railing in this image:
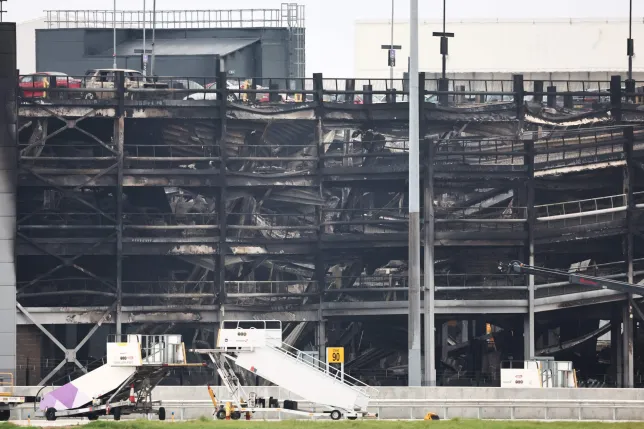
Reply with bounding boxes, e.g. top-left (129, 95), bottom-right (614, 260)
top-left (123, 212), bottom-right (219, 230)
top-left (121, 281), bottom-right (214, 299)
top-left (19, 143), bottom-right (117, 162)
top-left (321, 140), bottom-right (409, 165)
top-left (125, 144), bottom-right (221, 165)
top-left (45, 5), bottom-right (304, 29)
top-left (535, 193), bottom-right (632, 227)
top-left (326, 277), bottom-right (529, 302)
top-left (17, 212), bottom-right (116, 228)
top-left (108, 334), bottom-right (184, 365)
top-left (227, 213), bottom-right (317, 239)
top-left (17, 73), bottom-right (644, 108)
top-left (435, 138), bottom-right (527, 167)
top-left (533, 127), bottom-right (629, 170)
top-left (225, 281), bottom-right (318, 296)
top-left (227, 144), bottom-right (316, 162)
top-left (271, 343), bottom-right (379, 398)
top-left (322, 208), bottom-right (408, 234)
